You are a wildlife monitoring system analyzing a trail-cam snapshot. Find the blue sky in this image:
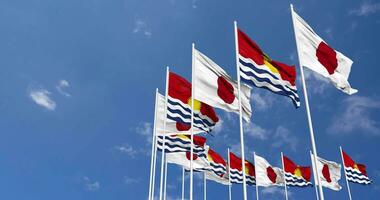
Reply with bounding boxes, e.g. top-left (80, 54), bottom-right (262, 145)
top-left (0, 0), bottom-right (379, 199)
